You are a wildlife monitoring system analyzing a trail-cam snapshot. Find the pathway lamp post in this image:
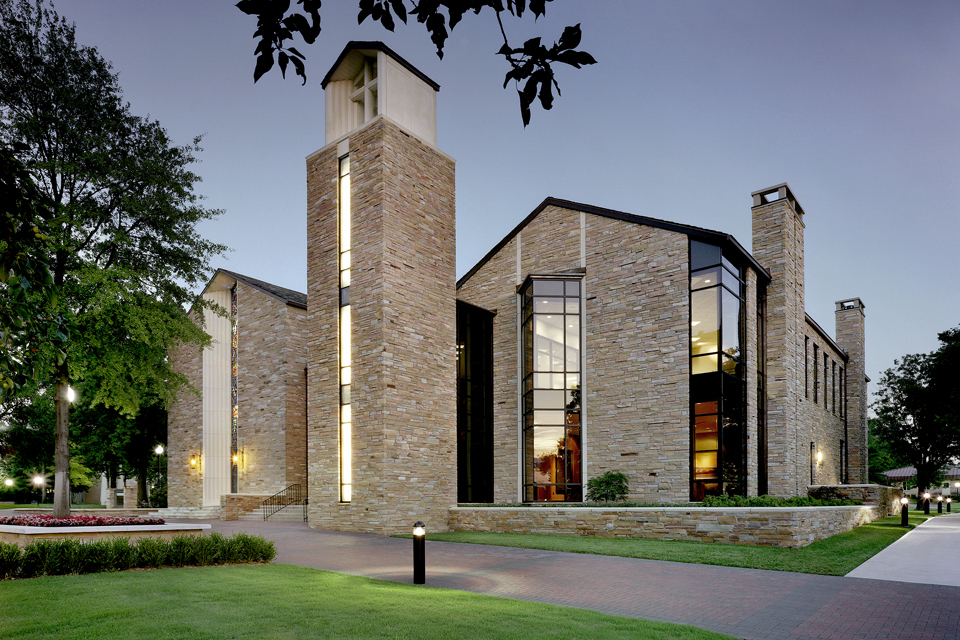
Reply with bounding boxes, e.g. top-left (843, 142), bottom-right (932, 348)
top-left (3, 478), bottom-right (13, 488)
top-left (947, 498), bottom-right (952, 513)
top-left (900, 497), bottom-right (909, 527)
top-left (32, 475), bottom-right (44, 504)
top-left (937, 495), bottom-right (943, 514)
top-left (413, 521), bottom-right (426, 585)
top-left (923, 492), bottom-right (931, 515)
top-left (955, 482), bottom-right (959, 497)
